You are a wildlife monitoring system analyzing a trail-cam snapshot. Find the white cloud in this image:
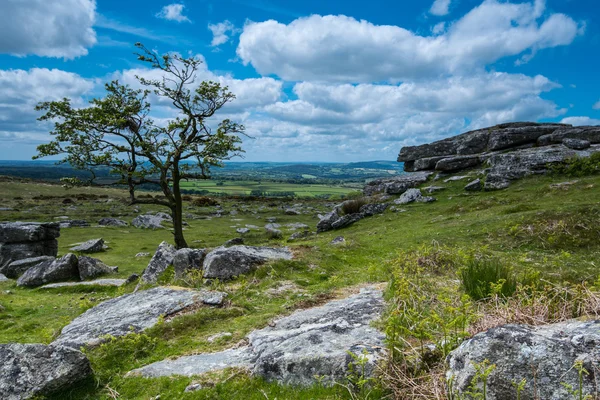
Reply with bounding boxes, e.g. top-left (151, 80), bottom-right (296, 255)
top-left (208, 20), bottom-right (238, 47)
top-left (156, 4), bottom-right (190, 23)
top-left (560, 117), bottom-right (600, 126)
top-left (430, 0), bottom-right (451, 16)
top-left (593, 100), bottom-right (600, 110)
top-left (237, 1), bottom-right (581, 83)
top-left (0, 0), bottom-right (96, 59)
top-left (432, 22), bottom-right (446, 35)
